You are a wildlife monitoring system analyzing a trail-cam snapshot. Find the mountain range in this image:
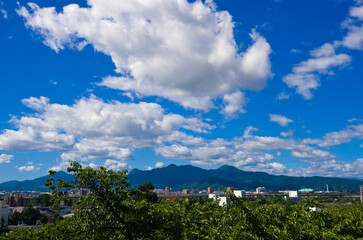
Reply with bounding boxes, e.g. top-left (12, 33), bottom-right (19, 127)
top-left (0, 164), bottom-right (361, 192)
